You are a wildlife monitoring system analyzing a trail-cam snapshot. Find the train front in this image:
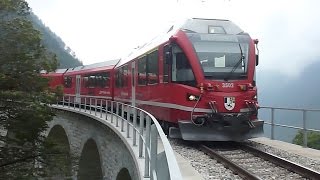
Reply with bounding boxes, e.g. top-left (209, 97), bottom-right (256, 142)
top-left (169, 18), bottom-right (264, 141)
